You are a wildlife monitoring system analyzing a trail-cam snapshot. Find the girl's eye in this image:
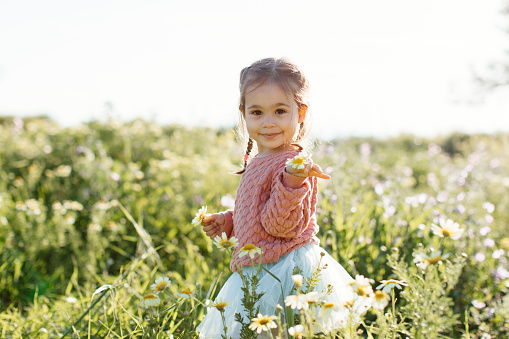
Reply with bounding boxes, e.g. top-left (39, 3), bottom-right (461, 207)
top-left (275, 109), bottom-right (287, 114)
top-left (250, 110), bottom-right (262, 116)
